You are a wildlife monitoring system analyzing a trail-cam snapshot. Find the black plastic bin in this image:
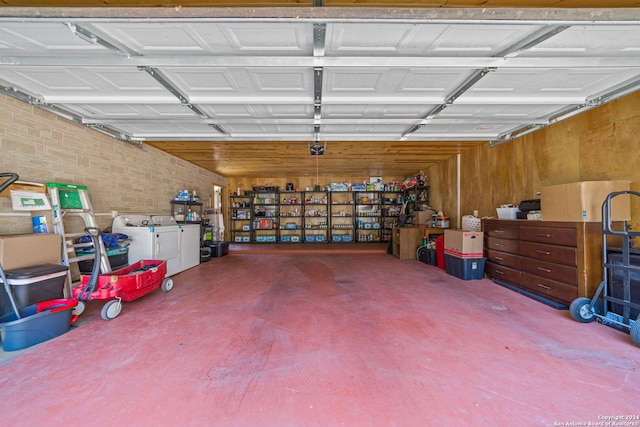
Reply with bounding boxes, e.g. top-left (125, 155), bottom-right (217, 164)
top-left (78, 247), bottom-right (129, 273)
top-left (204, 241), bottom-right (229, 257)
top-left (0, 264), bottom-right (68, 315)
top-left (417, 247), bottom-right (437, 266)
